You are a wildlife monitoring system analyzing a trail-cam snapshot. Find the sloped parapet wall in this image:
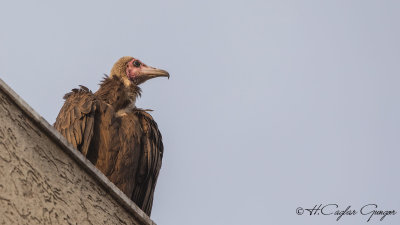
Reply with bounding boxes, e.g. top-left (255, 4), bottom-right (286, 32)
top-left (0, 79), bottom-right (156, 225)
